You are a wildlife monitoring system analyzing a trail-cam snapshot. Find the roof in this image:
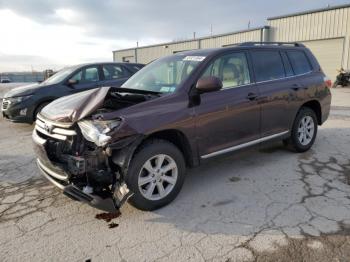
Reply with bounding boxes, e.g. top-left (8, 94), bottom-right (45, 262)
top-left (268, 3), bottom-right (350, 20)
top-left (70, 62), bottom-right (144, 67)
top-left (168, 42), bottom-right (306, 58)
top-left (113, 26), bottom-right (267, 53)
